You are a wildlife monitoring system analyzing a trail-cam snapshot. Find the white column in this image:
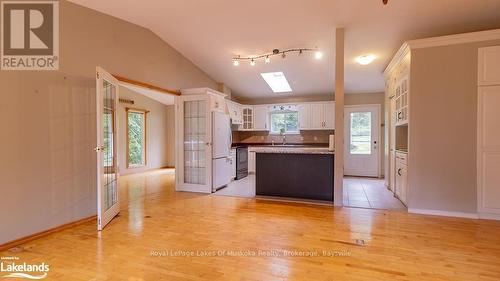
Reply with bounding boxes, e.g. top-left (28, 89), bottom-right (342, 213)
top-left (334, 28), bottom-right (345, 206)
